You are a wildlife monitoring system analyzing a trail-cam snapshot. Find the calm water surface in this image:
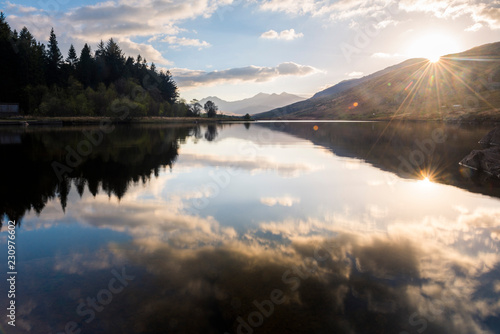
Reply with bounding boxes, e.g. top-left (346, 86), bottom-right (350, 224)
top-left (1, 121), bottom-right (500, 334)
